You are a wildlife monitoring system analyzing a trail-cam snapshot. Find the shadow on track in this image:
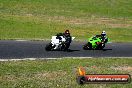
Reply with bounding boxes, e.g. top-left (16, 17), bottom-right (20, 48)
top-left (45, 49), bottom-right (80, 52)
top-left (83, 48), bottom-right (112, 51)
top-left (67, 49), bottom-right (80, 52)
top-left (102, 49), bottom-right (112, 51)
